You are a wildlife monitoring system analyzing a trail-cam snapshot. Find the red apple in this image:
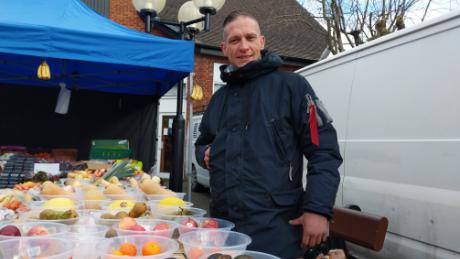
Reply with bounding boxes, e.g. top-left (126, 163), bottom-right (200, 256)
top-left (152, 223), bottom-right (170, 231)
top-left (127, 225), bottom-right (146, 231)
top-left (27, 226), bottom-right (49, 236)
top-left (201, 218), bottom-right (219, 228)
top-left (180, 218), bottom-right (198, 228)
top-left (0, 225), bottom-right (21, 236)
